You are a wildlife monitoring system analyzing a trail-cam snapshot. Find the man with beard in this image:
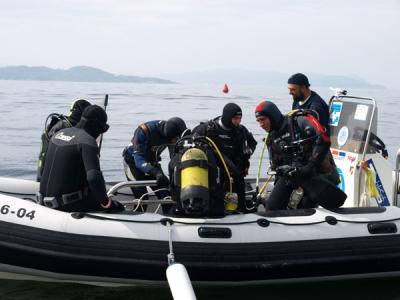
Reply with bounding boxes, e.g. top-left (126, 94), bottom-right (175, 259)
top-left (287, 73), bottom-right (330, 135)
